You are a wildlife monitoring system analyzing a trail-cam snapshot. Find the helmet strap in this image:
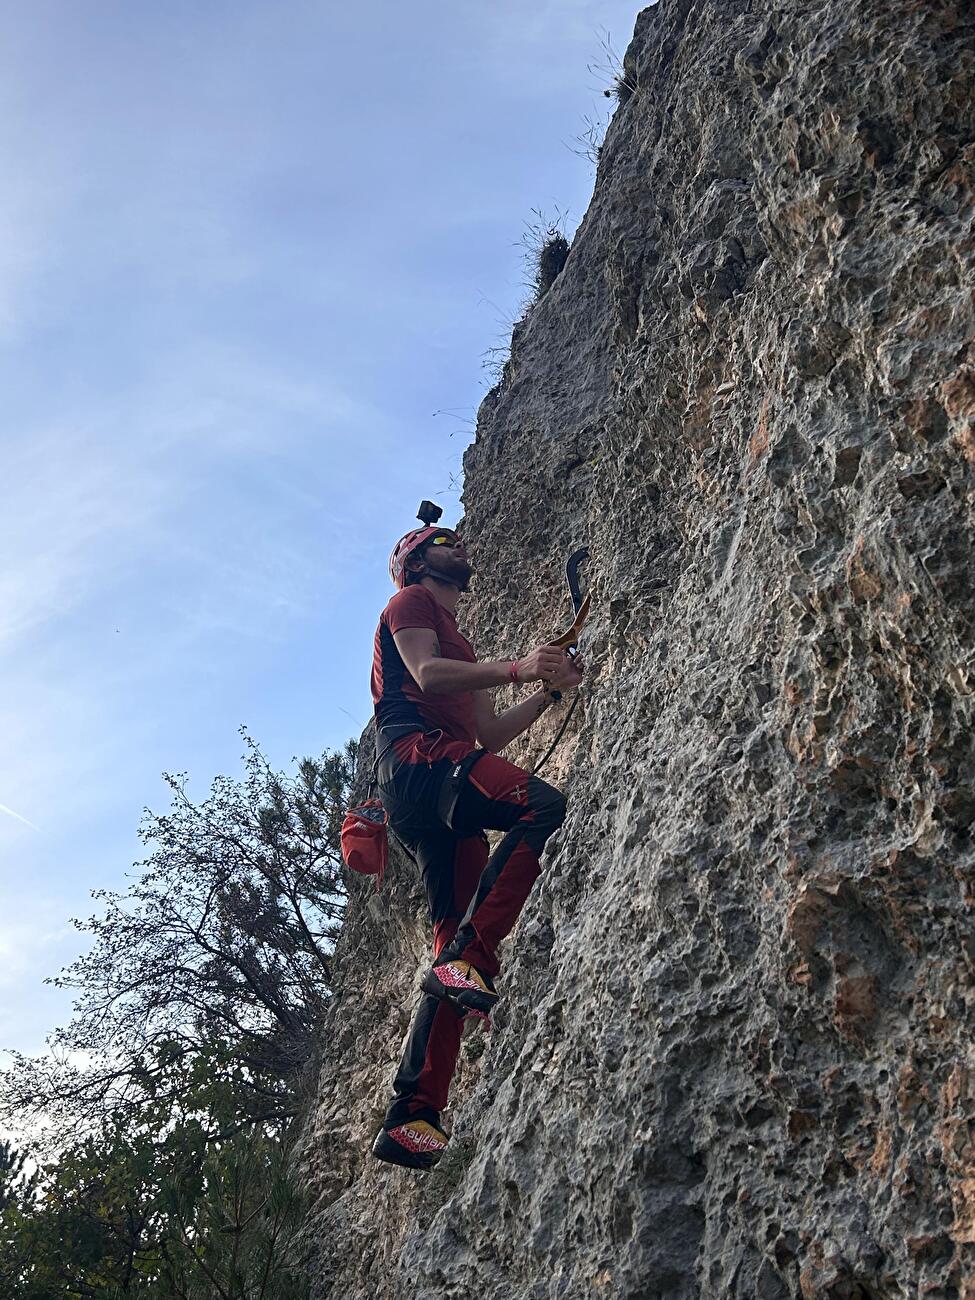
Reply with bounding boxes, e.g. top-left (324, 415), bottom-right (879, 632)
top-left (415, 565), bottom-right (460, 591)
top-left (428, 573), bottom-right (461, 591)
